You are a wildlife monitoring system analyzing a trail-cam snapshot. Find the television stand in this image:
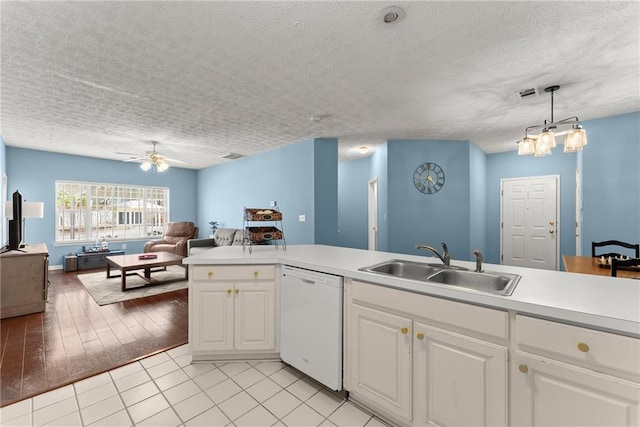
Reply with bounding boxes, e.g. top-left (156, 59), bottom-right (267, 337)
top-left (0, 246), bottom-right (26, 254)
top-left (1, 243), bottom-right (49, 319)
